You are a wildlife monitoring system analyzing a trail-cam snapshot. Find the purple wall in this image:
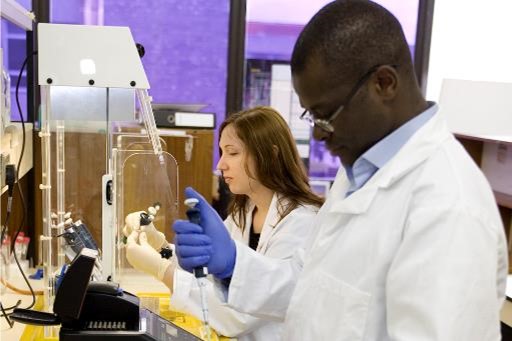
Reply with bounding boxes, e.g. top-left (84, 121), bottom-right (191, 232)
top-left (2, 0), bottom-right (31, 122)
top-left (51, 0), bottom-right (230, 168)
top-left (103, 1), bottom-right (229, 167)
top-left (246, 22), bottom-right (303, 61)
